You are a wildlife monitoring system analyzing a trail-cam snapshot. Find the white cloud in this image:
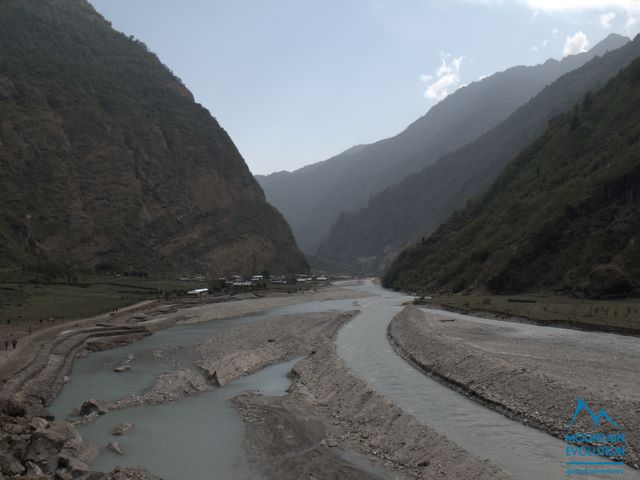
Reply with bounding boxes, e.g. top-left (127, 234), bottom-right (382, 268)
top-left (421, 54), bottom-right (464, 102)
top-left (626, 13), bottom-right (640, 31)
top-left (542, 38), bottom-right (549, 46)
top-left (599, 11), bottom-right (617, 27)
top-left (563, 31), bottom-right (590, 56)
